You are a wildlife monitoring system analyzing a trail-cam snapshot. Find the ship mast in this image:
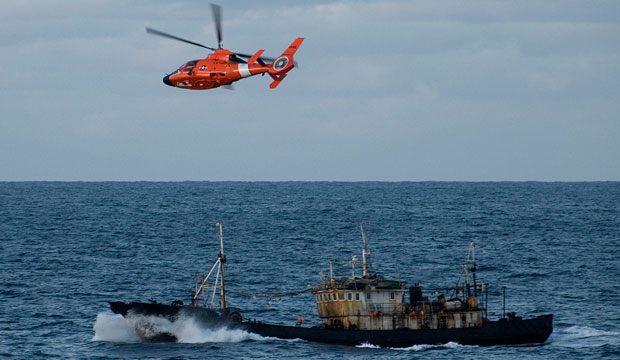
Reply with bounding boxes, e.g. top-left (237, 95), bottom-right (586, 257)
top-left (463, 241), bottom-right (477, 298)
top-left (216, 222), bottom-right (227, 313)
top-left (360, 224), bottom-right (369, 277)
top-left (471, 241), bottom-right (477, 297)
